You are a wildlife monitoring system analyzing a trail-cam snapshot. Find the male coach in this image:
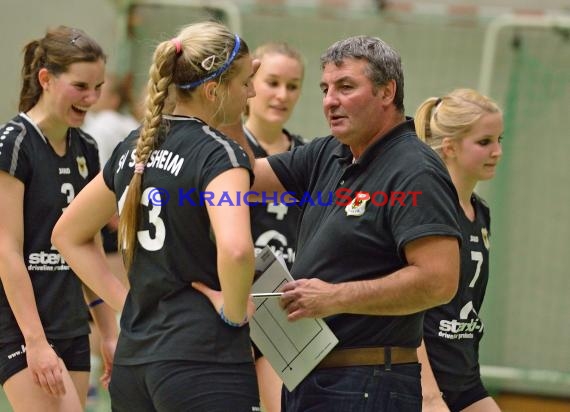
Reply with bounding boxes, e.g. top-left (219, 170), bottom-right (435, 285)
top-left (229, 35), bottom-right (462, 411)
